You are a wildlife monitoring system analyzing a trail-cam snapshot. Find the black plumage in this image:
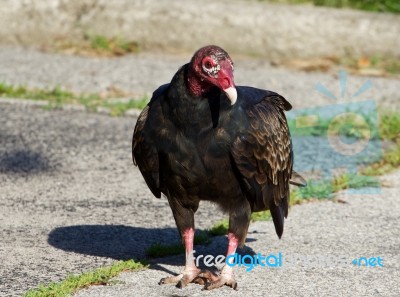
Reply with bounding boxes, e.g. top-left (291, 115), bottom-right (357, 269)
top-left (132, 45), bottom-right (305, 290)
